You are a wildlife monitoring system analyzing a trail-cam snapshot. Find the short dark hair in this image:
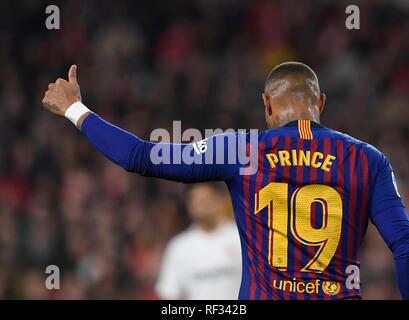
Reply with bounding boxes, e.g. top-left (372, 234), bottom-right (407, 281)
top-left (264, 61), bottom-right (319, 94)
